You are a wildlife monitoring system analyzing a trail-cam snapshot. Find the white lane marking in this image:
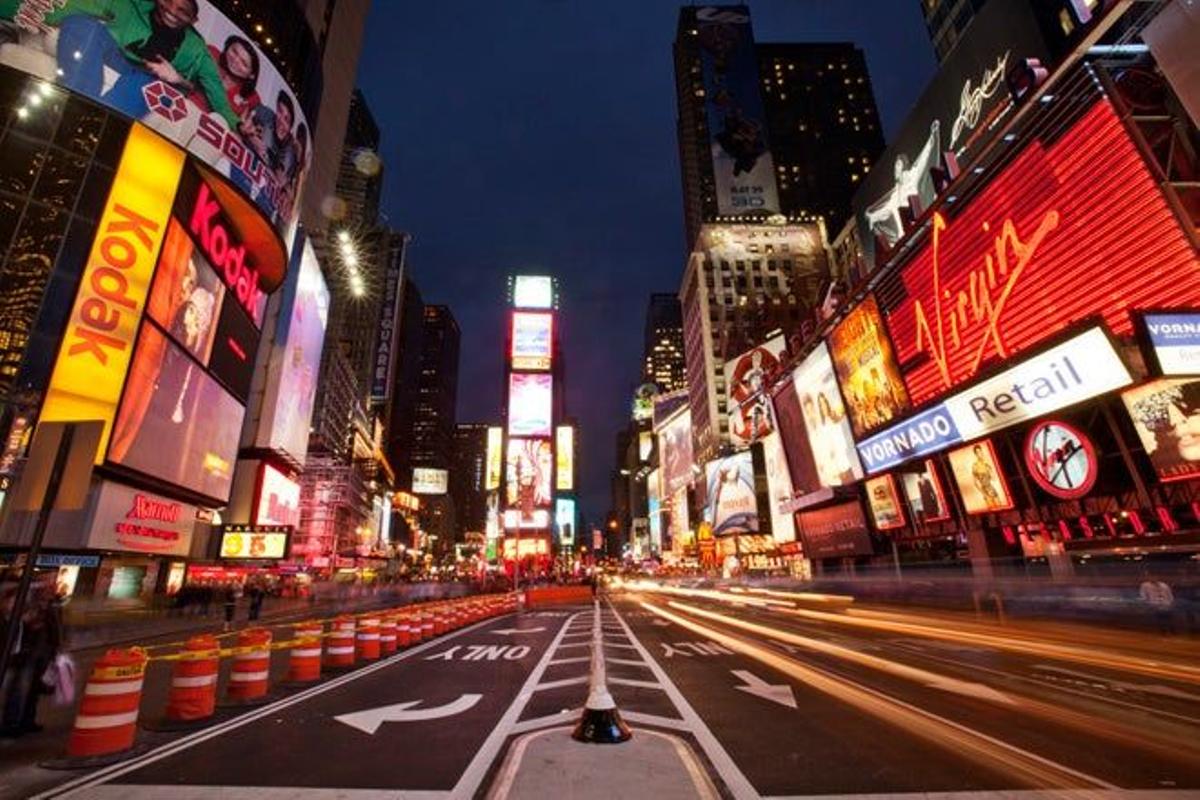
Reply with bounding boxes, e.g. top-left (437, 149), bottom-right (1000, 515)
top-left (608, 677), bottom-right (661, 690)
top-left (1033, 664), bottom-right (1200, 703)
top-left (334, 694), bottom-right (483, 734)
top-left (35, 613), bottom-right (517, 799)
top-left (554, 641), bottom-right (590, 650)
top-left (606, 599), bottom-right (758, 800)
top-left (608, 657), bottom-right (649, 668)
top-left (490, 627), bottom-right (546, 636)
top-left (533, 675), bottom-right (590, 691)
top-left (448, 611), bottom-right (587, 799)
top-left (732, 670), bottom-right (797, 709)
top-left (601, 641), bottom-right (637, 650)
top-left (547, 656), bottom-right (590, 666)
top-left (619, 709), bottom-right (689, 730)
